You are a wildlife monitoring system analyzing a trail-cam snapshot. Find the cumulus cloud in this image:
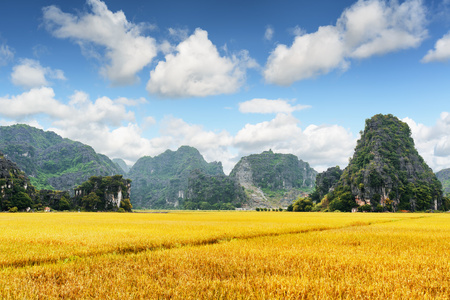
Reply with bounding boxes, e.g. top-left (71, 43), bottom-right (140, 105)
top-left (265, 26), bottom-right (347, 85)
top-left (264, 0), bottom-right (427, 85)
top-left (42, 0), bottom-right (157, 86)
top-left (403, 112), bottom-right (450, 172)
top-left (341, 0), bottom-right (426, 58)
top-left (159, 115), bottom-right (235, 170)
top-left (421, 32), bottom-right (450, 63)
top-left (0, 44), bottom-right (14, 66)
top-left (147, 28), bottom-right (257, 98)
top-left (239, 98), bottom-right (310, 114)
top-left (0, 86), bottom-right (359, 173)
top-left (0, 87), bottom-right (70, 118)
top-left (234, 113), bottom-right (356, 171)
top-left (0, 87), bottom-right (152, 163)
top-left (11, 59), bottom-right (66, 89)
